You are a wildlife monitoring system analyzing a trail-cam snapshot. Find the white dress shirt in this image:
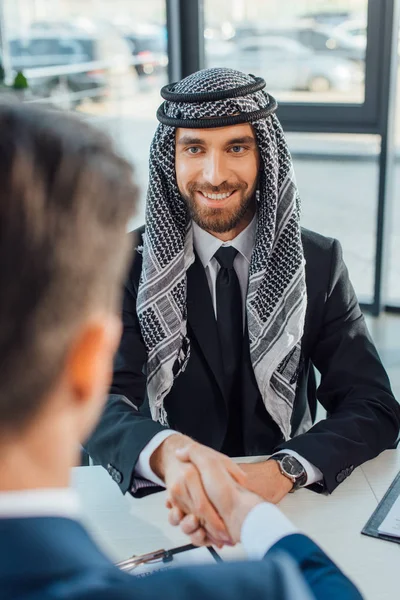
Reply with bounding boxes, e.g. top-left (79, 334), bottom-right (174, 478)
top-left (0, 488), bottom-right (81, 520)
top-left (135, 217), bottom-right (322, 487)
top-left (0, 487), bottom-right (298, 560)
top-left (192, 216), bottom-right (256, 326)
